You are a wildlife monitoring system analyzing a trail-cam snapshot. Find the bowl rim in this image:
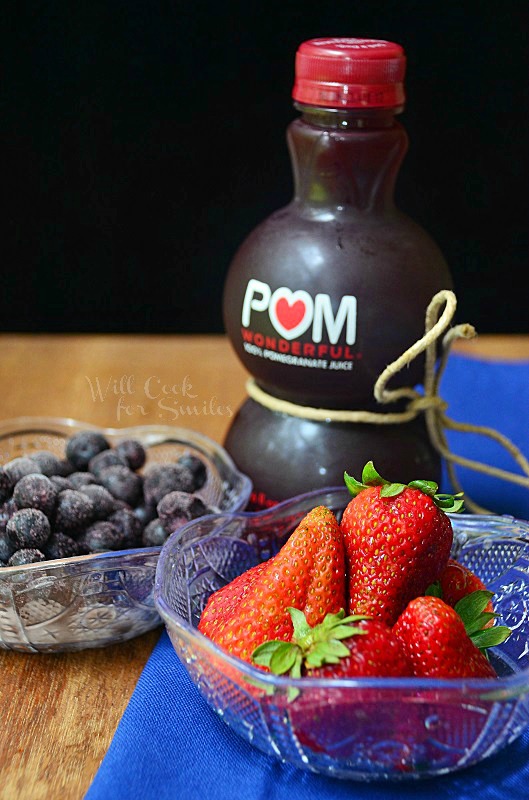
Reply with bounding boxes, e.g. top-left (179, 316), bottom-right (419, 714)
top-left (154, 486), bottom-right (529, 697)
top-left (0, 415), bottom-right (252, 575)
